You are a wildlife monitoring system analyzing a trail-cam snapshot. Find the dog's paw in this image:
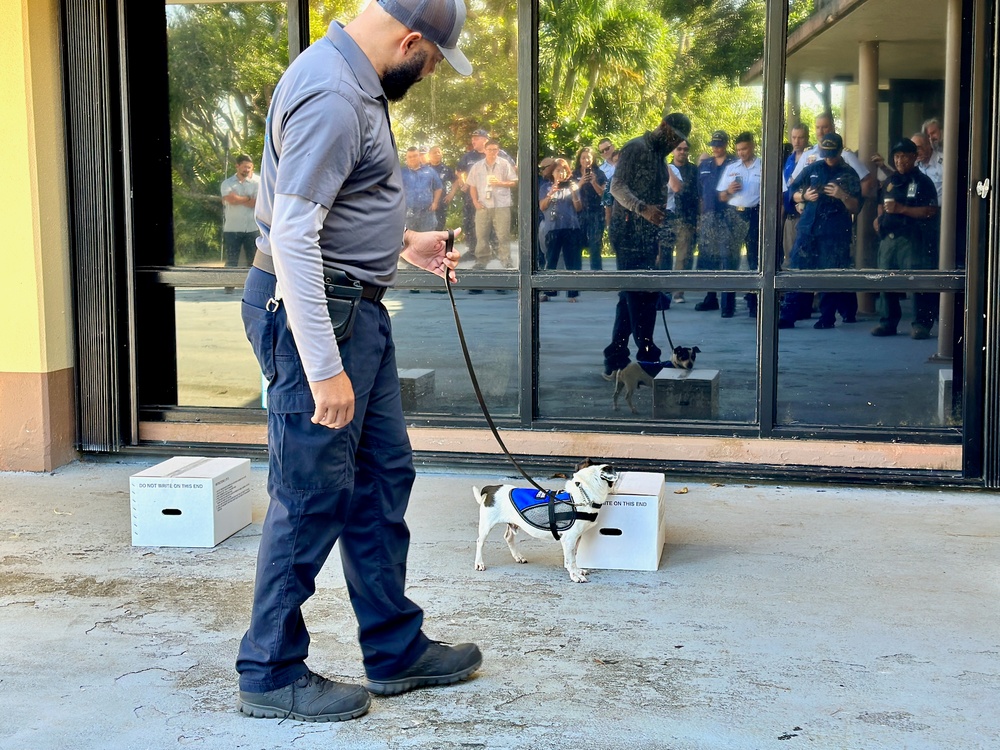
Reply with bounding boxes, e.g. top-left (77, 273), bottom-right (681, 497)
top-left (475, 561), bottom-right (486, 571)
top-left (569, 570), bottom-right (589, 583)
top-left (513, 554), bottom-right (527, 564)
